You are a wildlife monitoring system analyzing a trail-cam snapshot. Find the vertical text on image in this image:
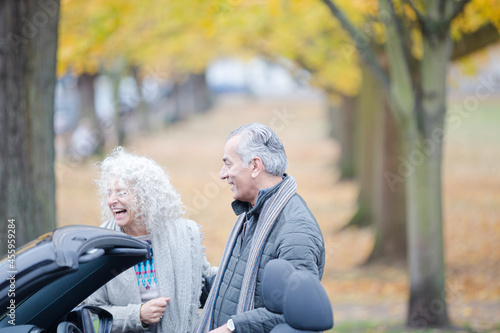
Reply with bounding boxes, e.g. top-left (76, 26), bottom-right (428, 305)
top-left (7, 218), bottom-right (17, 325)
